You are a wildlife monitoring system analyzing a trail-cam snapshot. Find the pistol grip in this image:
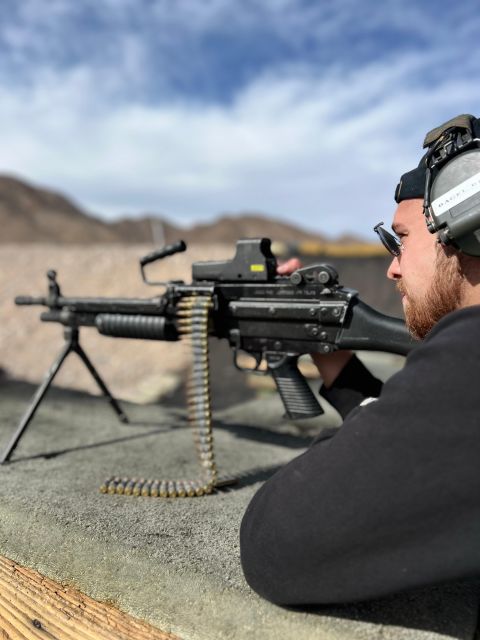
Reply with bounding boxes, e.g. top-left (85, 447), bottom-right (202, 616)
top-left (266, 354), bottom-right (324, 420)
